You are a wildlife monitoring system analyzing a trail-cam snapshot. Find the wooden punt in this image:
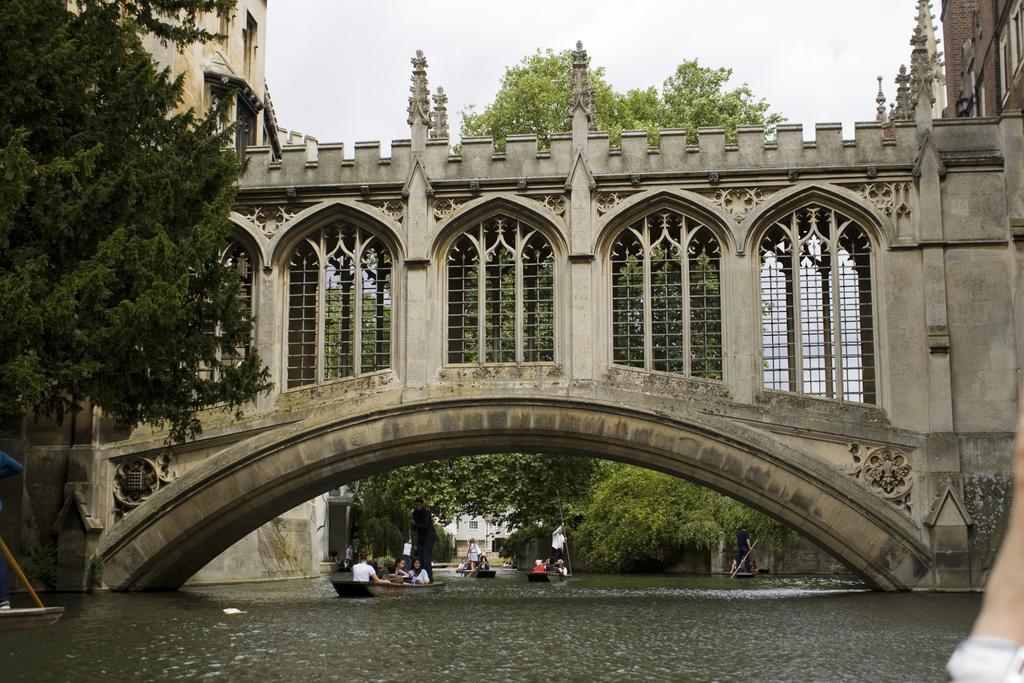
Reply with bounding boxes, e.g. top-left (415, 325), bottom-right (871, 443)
top-left (457, 569), bottom-right (497, 578)
top-left (732, 572), bottom-right (756, 579)
top-left (331, 580), bottom-right (446, 598)
top-left (527, 572), bottom-right (569, 583)
top-left (0, 606), bottom-right (64, 630)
